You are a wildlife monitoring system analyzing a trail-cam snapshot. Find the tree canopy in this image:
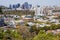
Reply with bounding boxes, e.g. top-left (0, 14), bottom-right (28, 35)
top-left (32, 30), bottom-right (60, 40)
